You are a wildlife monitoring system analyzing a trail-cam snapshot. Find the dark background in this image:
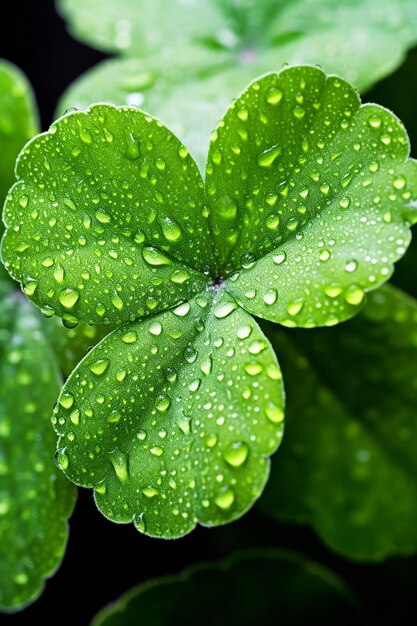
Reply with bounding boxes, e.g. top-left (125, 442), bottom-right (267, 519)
top-left (1, 1), bottom-right (417, 624)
